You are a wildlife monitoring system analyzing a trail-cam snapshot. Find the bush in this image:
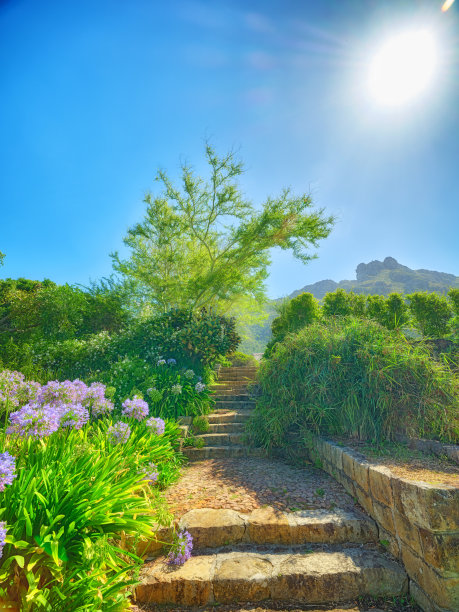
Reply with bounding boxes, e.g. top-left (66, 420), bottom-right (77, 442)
top-left (408, 292), bottom-right (453, 338)
top-left (247, 318), bottom-right (458, 448)
top-left (226, 351), bottom-right (259, 367)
